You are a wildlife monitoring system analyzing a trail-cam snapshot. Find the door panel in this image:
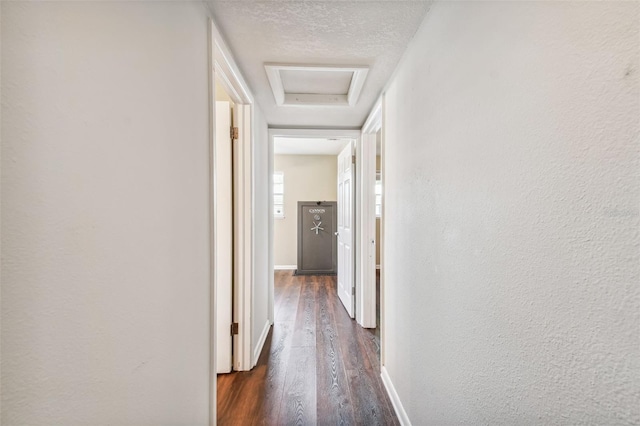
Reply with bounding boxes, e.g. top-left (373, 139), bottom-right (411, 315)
top-left (297, 202), bottom-right (337, 274)
top-left (337, 142), bottom-right (355, 318)
top-left (215, 101), bottom-right (233, 374)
